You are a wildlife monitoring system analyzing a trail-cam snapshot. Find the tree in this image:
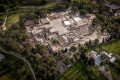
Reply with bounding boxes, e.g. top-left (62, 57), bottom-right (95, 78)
top-left (52, 4), bottom-right (66, 12)
top-left (88, 58), bottom-right (95, 66)
top-left (80, 53), bottom-right (86, 60)
top-left (52, 39), bottom-right (58, 45)
top-left (26, 12), bottom-right (37, 20)
top-left (69, 46), bottom-right (77, 52)
top-left (72, 6), bottom-right (79, 13)
top-left (41, 0), bottom-right (47, 5)
top-left (102, 38), bottom-right (105, 43)
top-left (85, 40), bottom-right (94, 48)
top-left (70, 58), bottom-right (74, 63)
top-left (116, 16), bottom-right (120, 24)
top-left (19, 16), bottom-right (26, 30)
top-left (64, 48), bottom-right (68, 53)
top-left (79, 9), bottom-right (87, 16)
top-left (63, 56), bottom-right (70, 65)
top-left (21, 34), bottom-right (29, 41)
top-left (25, 74), bottom-right (33, 80)
top-left (35, 9), bottom-right (47, 18)
top-left (34, 53), bottom-right (42, 61)
top-left (79, 44), bottom-right (88, 53)
top-left (73, 53), bottom-right (79, 61)
top-left (48, 58), bottom-right (56, 66)
top-left (92, 18), bottom-right (100, 27)
top-left (35, 44), bottom-right (49, 55)
top-left (0, 4), bottom-right (6, 12)
top-left (94, 39), bottom-right (99, 46)
top-left (80, 53), bottom-right (88, 64)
